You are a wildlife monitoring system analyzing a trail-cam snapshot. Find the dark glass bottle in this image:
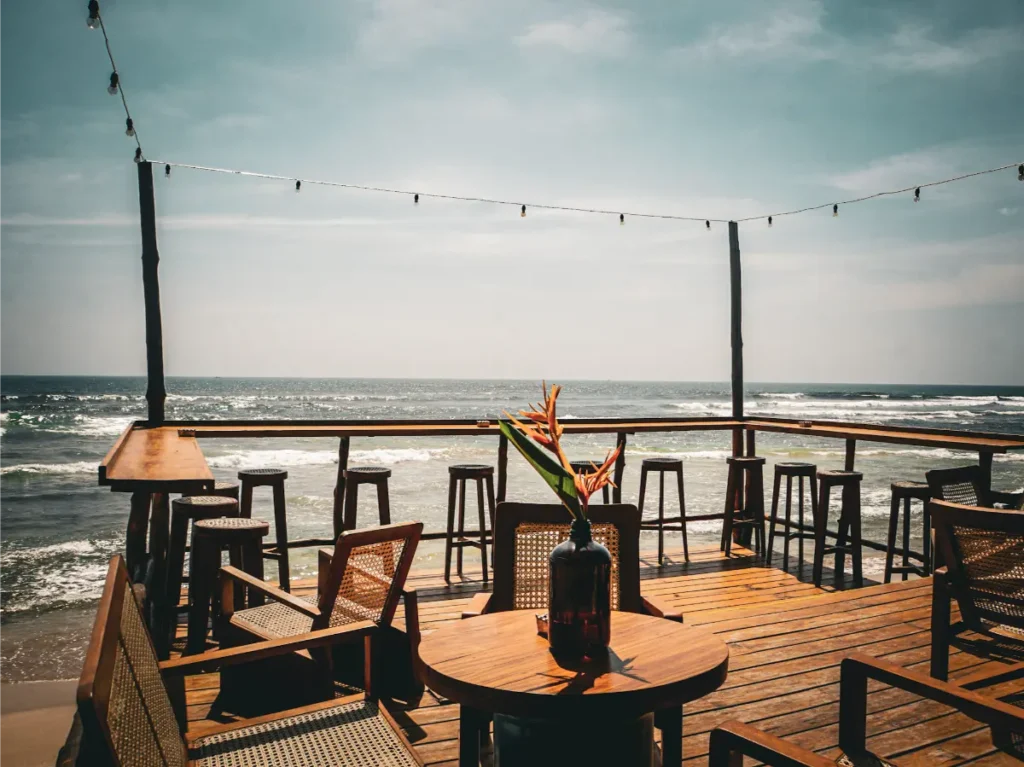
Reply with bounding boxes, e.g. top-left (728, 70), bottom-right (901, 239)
top-left (548, 517), bottom-right (612, 658)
